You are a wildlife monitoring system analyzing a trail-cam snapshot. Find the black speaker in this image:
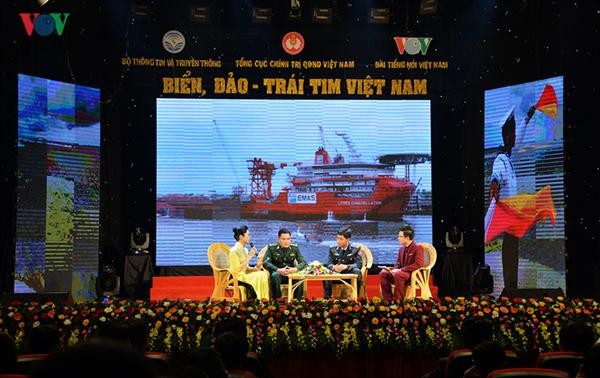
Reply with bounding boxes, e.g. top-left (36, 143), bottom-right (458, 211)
top-left (1, 292), bottom-right (72, 305)
top-left (500, 287), bottom-right (565, 299)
